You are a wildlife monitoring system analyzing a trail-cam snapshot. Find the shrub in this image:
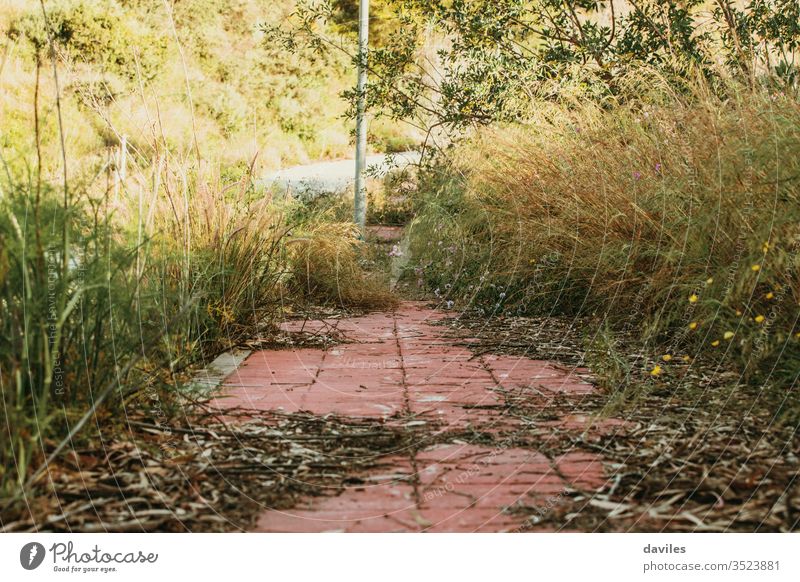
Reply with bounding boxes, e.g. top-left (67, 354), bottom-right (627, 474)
top-left (10, 0), bottom-right (166, 80)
